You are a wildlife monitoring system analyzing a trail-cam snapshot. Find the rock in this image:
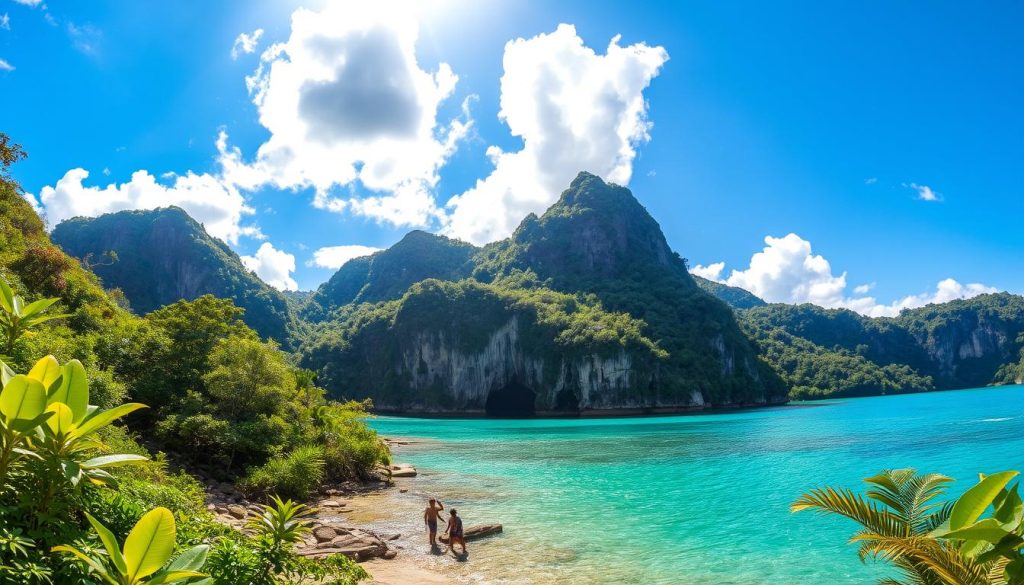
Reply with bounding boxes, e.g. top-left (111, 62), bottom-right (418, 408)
top-left (206, 504), bottom-right (216, 511)
top-left (399, 488), bottom-right (408, 493)
top-left (383, 550), bottom-right (398, 559)
top-left (440, 523), bottom-right (502, 543)
top-left (226, 505), bottom-right (247, 519)
top-left (384, 533), bottom-right (401, 541)
top-left (390, 464), bottom-right (417, 478)
top-left (320, 499), bottom-right (343, 508)
top-left (299, 544), bottom-right (382, 561)
top-left (312, 526), bottom-right (337, 543)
